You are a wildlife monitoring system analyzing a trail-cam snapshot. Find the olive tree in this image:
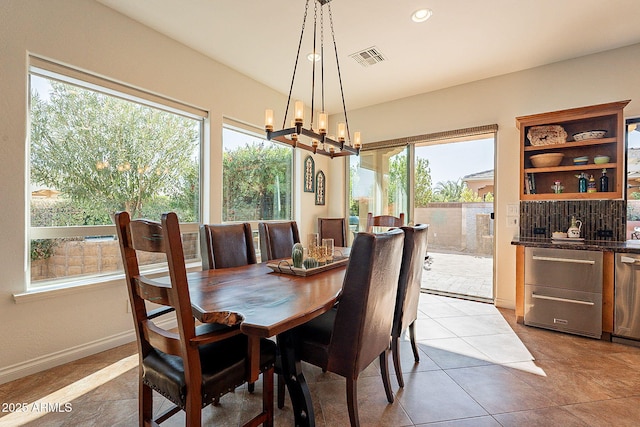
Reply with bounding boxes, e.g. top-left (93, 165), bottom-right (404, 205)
top-left (222, 142), bottom-right (292, 221)
top-left (30, 81), bottom-right (199, 222)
